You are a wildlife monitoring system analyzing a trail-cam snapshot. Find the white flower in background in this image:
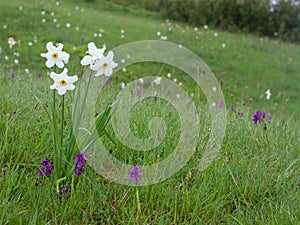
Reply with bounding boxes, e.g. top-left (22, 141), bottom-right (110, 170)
top-left (139, 78), bottom-right (144, 84)
top-left (50, 68), bottom-right (78, 95)
top-left (8, 37), bottom-right (16, 48)
top-left (222, 43), bottom-right (226, 48)
top-left (153, 77), bottom-right (162, 85)
top-left (90, 51), bottom-right (118, 77)
top-left (81, 42), bottom-right (106, 66)
top-left (41, 42), bottom-right (70, 68)
top-left (204, 25), bottom-right (208, 30)
top-left (121, 82), bottom-right (126, 89)
top-left (266, 89), bottom-right (271, 100)
top-left (167, 73), bottom-right (172, 78)
top-left (66, 23), bottom-right (71, 28)
top-left (156, 31), bottom-right (161, 36)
